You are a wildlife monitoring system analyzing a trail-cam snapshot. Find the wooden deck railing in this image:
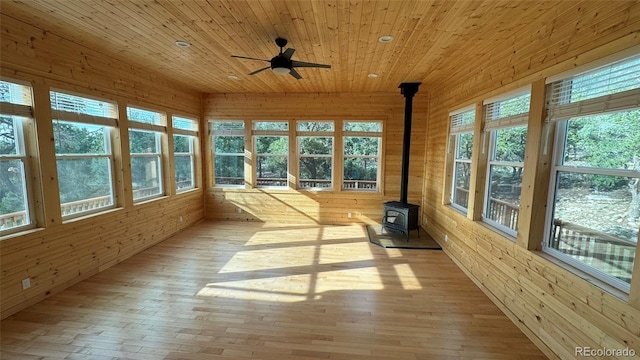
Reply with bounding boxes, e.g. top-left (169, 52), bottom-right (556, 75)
top-left (60, 195), bottom-right (112, 216)
top-left (551, 219), bottom-right (635, 282)
top-left (299, 179), bottom-right (332, 189)
top-left (0, 187), bottom-right (160, 231)
top-left (454, 186), bottom-right (469, 208)
top-left (256, 178), bottom-right (287, 187)
top-left (487, 197), bottom-right (519, 230)
top-left (342, 180), bottom-right (377, 190)
top-left (214, 177), bottom-right (244, 186)
top-left (0, 211), bottom-right (27, 230)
